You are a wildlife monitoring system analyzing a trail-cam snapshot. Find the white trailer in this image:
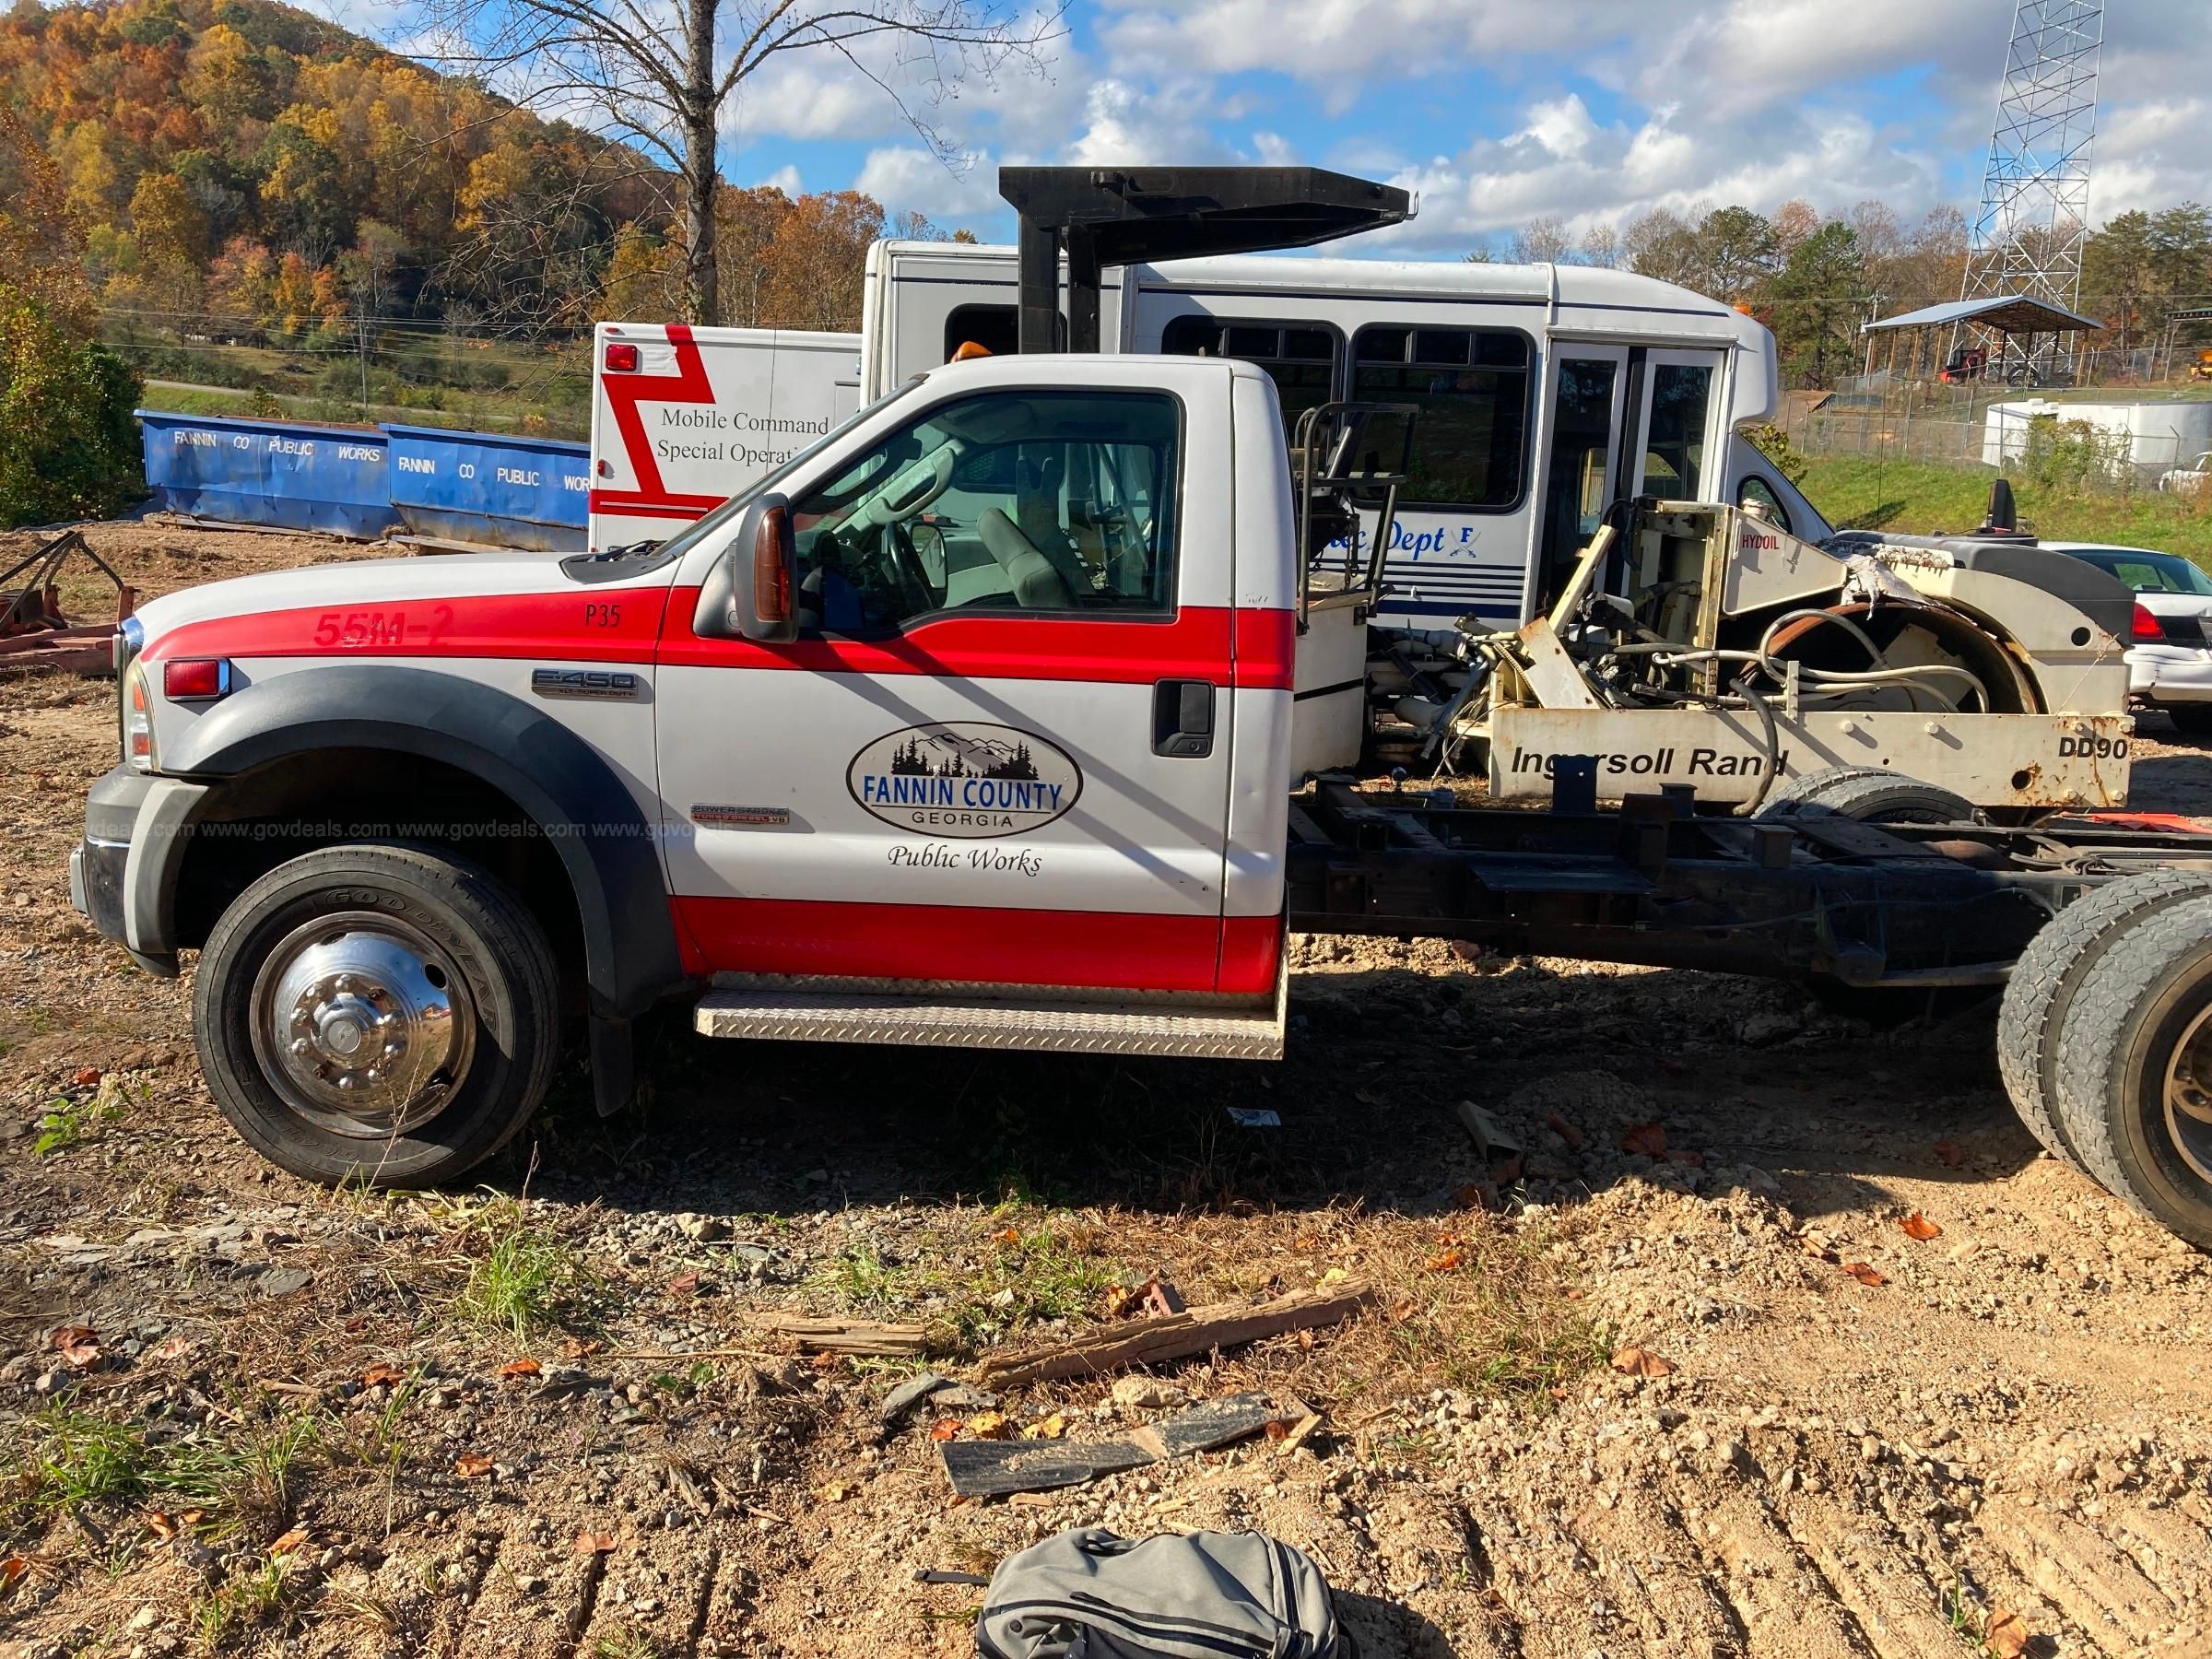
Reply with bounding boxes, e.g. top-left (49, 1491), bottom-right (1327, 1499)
top-left (586, 324), bottom-right (862, 551)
